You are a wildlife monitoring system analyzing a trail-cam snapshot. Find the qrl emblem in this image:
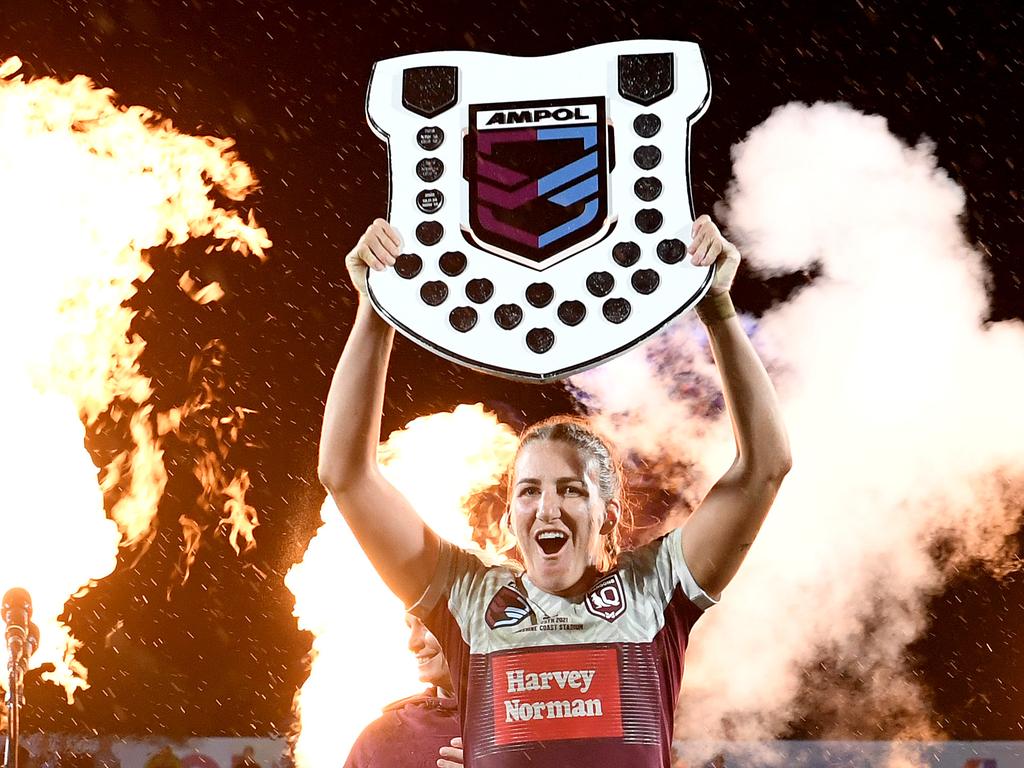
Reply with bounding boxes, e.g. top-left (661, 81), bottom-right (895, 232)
top-left (585, 572), bottom-right (626, 623)
top-left (365, 41), bottom-right (713, 381)
top-left (467, 98), bottom-right (609, 267)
